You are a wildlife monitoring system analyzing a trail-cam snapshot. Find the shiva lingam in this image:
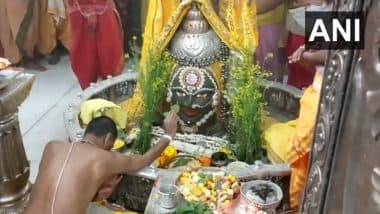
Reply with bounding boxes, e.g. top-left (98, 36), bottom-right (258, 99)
top-left (145, 6), bottom-right (231, 157)
top-left (165, 5), bottom-right (229, 137)
top-left (166, 66), bottom-right (223, 136)
top-left (64, 4), bottom-right (302, 212)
